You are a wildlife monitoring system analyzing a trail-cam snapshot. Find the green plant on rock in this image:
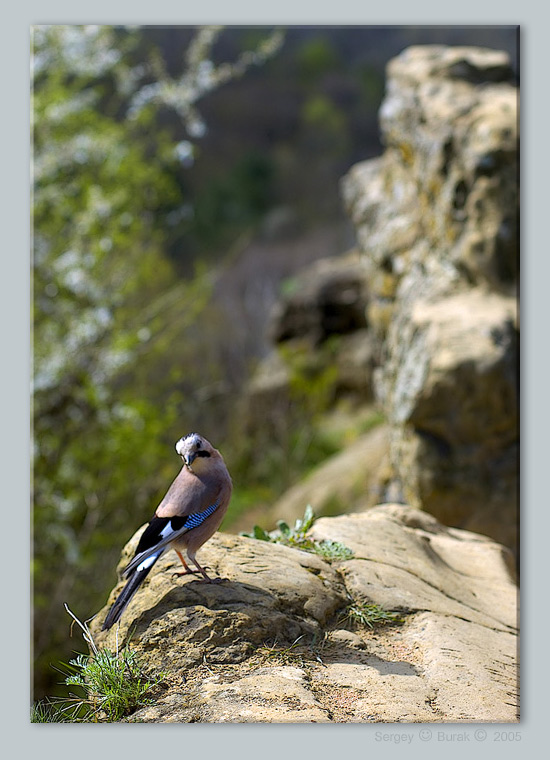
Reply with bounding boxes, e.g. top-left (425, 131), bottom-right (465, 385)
top-left (340, 600), bottom-right (404, 630)
top-left (312, 538), bottom-right (354, 561)
top-left (242, 504), bottom-right (354, 561)
top-left (62, 646), bottom-right (163, 722)
top-left (31, 605), bottom-right (165, 723)
top-left (30, 699), bottom-right (72, 723)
